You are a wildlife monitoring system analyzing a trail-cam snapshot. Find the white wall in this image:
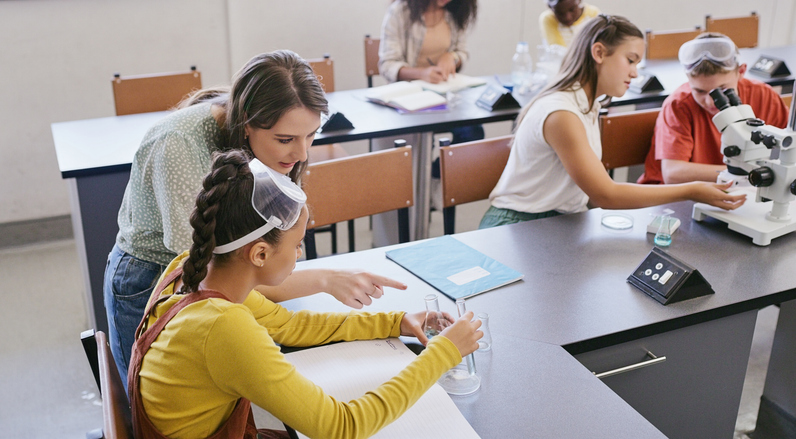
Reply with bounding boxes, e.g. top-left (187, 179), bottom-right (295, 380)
top-left (1, 0), bottom-right (794, 224)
